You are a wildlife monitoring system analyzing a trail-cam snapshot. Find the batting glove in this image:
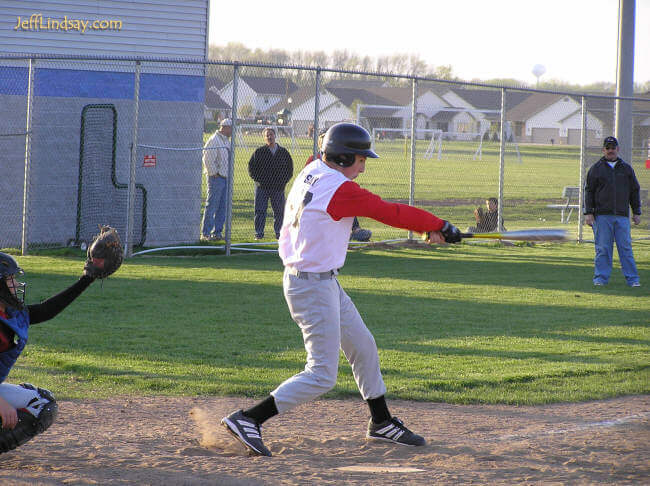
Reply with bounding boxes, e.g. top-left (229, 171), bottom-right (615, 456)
top-left (440, 221), bottom-right (462, 243)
